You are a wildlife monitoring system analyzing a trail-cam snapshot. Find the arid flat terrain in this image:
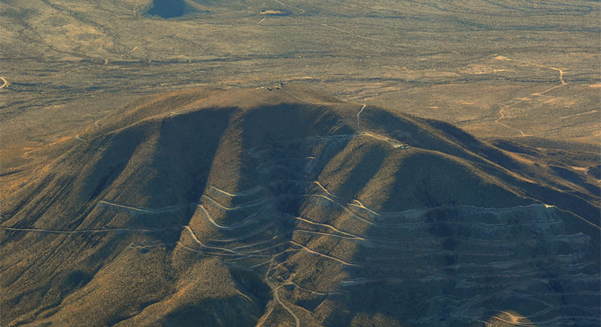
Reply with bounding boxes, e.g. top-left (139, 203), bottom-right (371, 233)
top-left (2, 0), bottom-right (600, 155)
top-left (1, 1), bottom-right (600, 326)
